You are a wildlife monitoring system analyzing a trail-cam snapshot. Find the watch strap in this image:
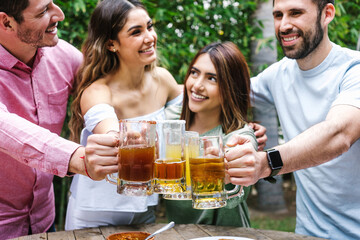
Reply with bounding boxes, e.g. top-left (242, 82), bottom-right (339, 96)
top-left (264, 176), bottom-right (277, 183)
